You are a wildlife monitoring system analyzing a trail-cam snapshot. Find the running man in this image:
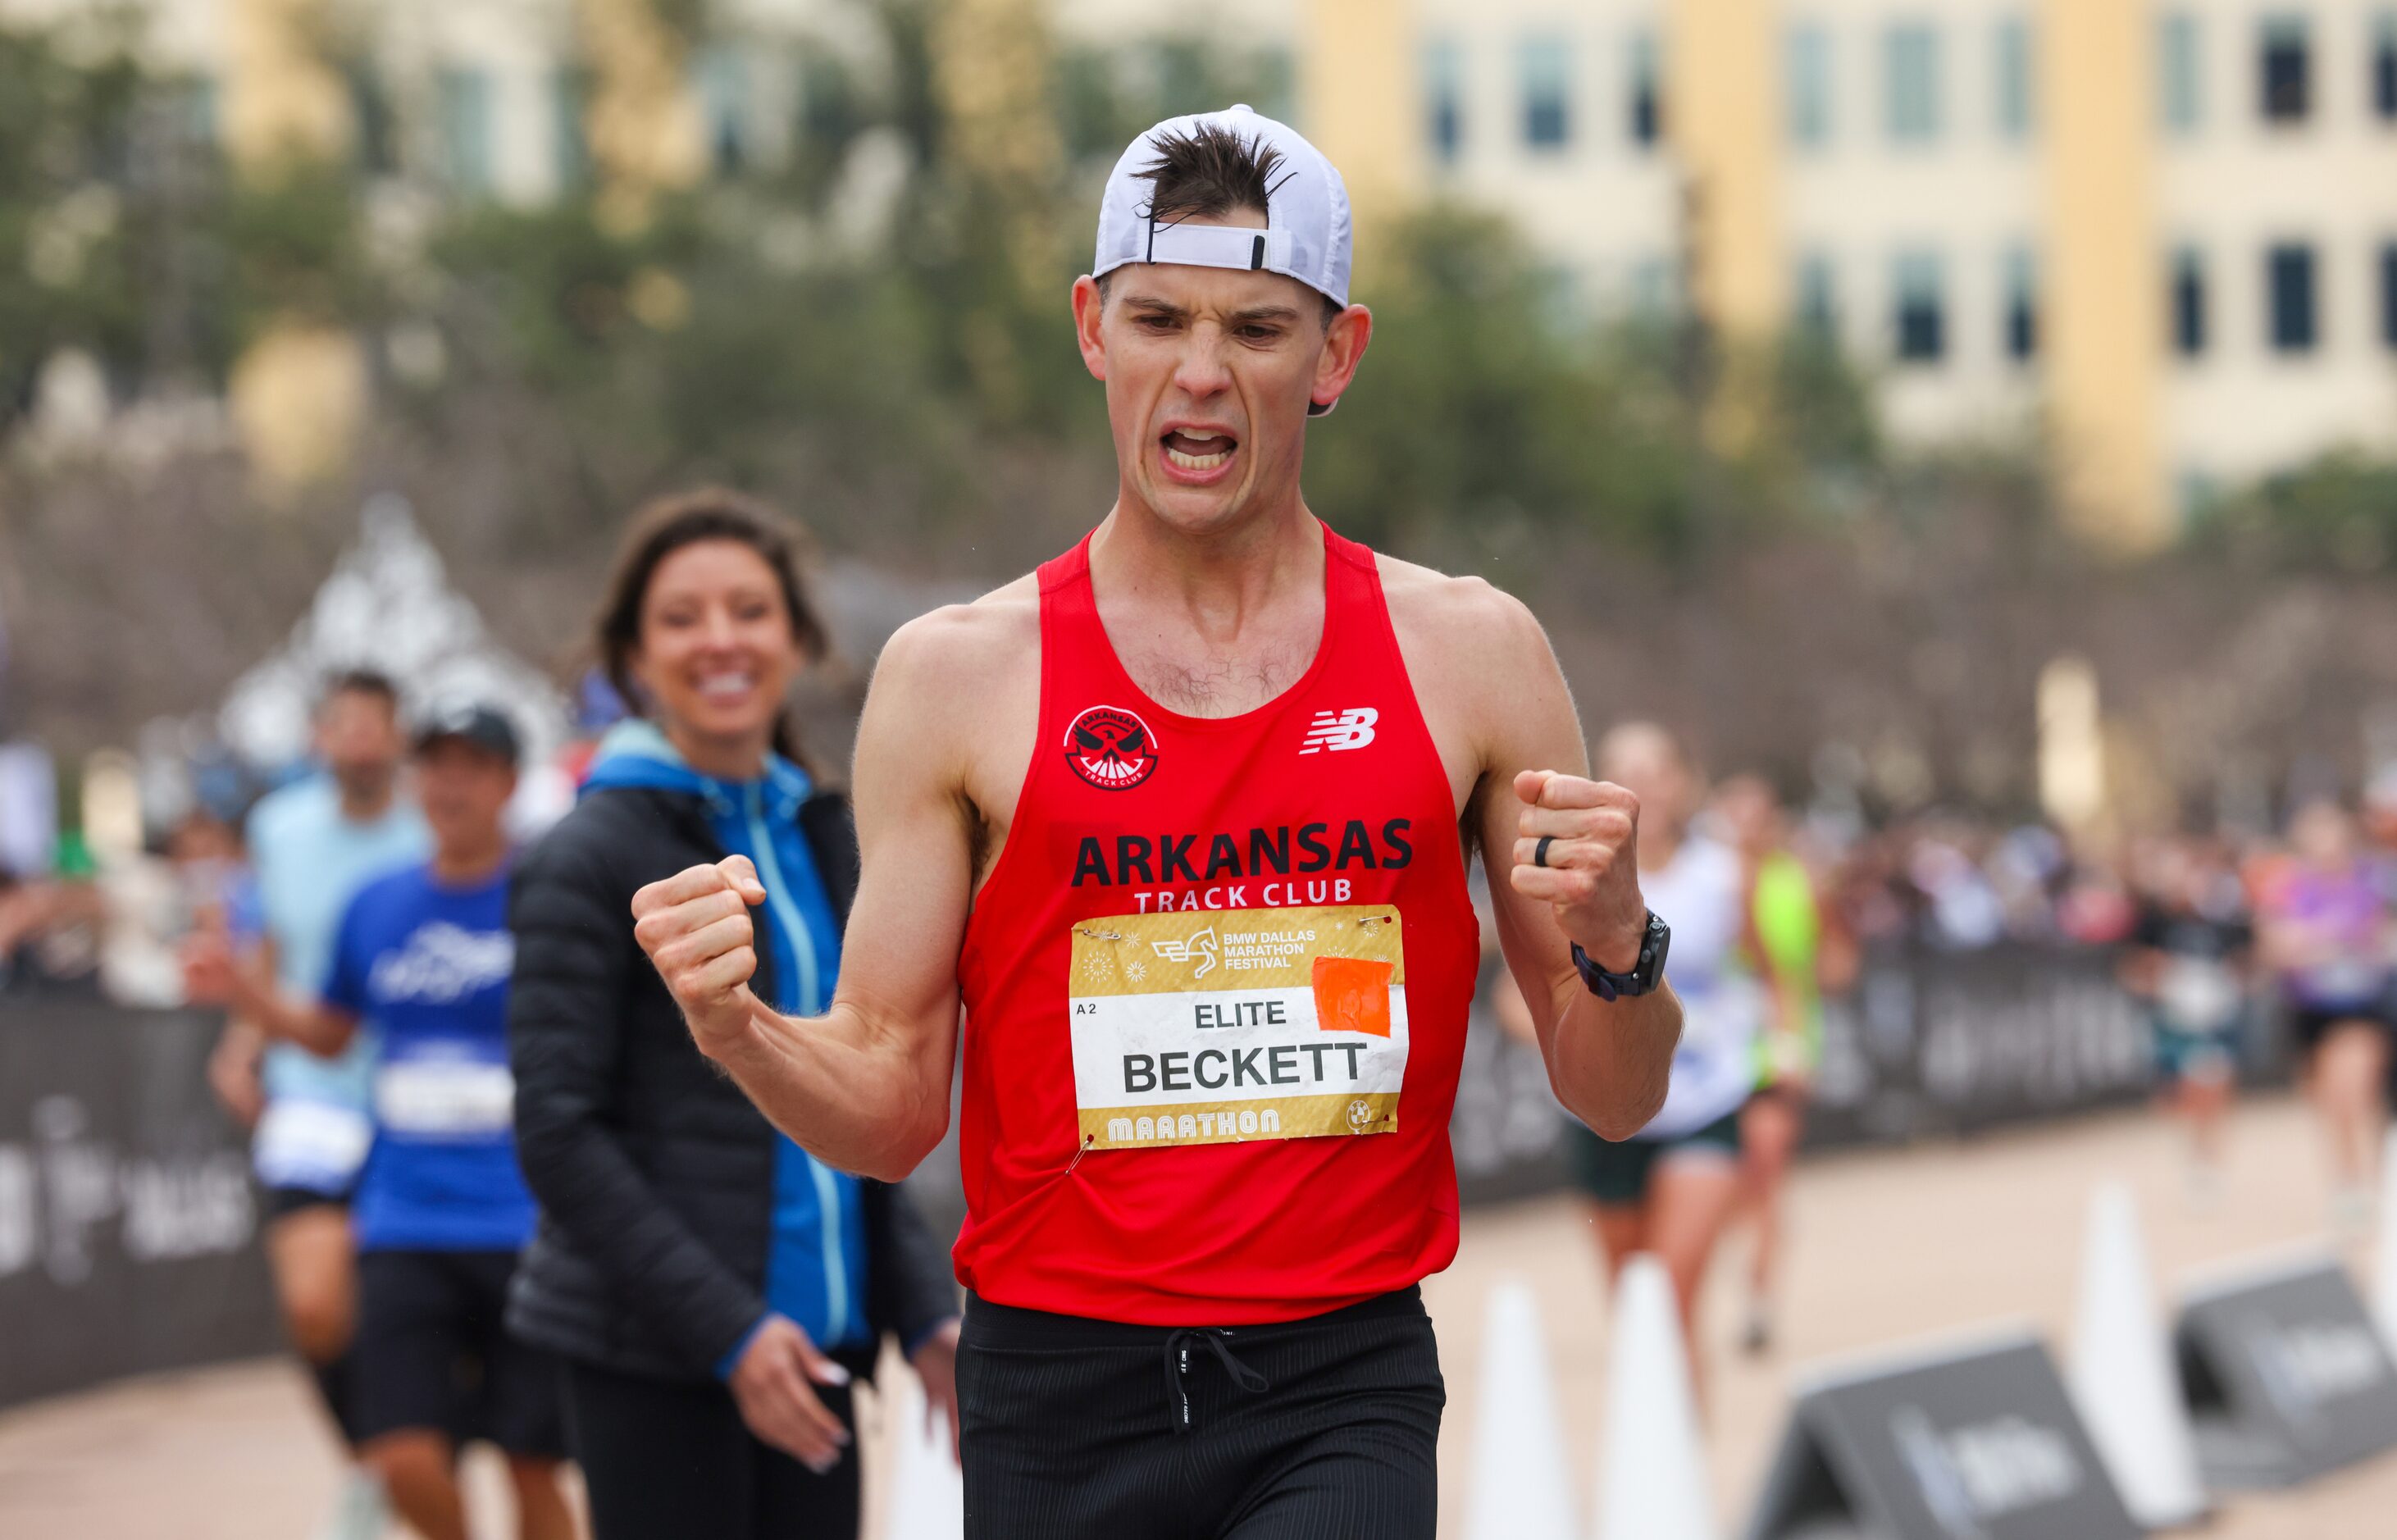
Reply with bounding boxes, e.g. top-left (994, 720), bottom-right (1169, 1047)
top-left (208, 669), bottom-right (426, 1538)
top-left (2123, 838), bottom-right (2253, 1212)
top-left (190, 704), bottom-right (571, 1540)
top-left (627, 107), bottom-right (1682, 1537)
top-left (1716, 773), bottom-right (1838, 1356)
